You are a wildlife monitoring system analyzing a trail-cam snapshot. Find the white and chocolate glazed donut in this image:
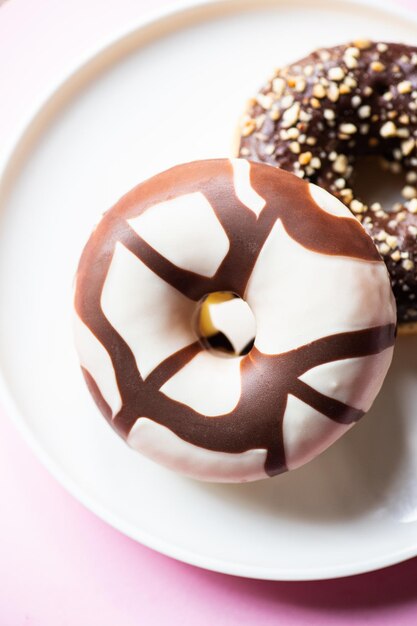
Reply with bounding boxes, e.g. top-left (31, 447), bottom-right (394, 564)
top-left (74, 159), bottom-right (396, 482)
